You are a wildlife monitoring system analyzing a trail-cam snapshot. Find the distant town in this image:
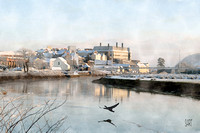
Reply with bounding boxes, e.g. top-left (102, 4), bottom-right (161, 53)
top-left (0, 42), bottom-right (199, 75)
